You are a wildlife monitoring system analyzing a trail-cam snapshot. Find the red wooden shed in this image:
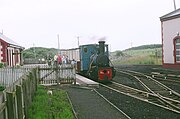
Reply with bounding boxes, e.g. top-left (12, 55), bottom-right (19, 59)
top-left (0, 33), bottom-right (24, 67)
